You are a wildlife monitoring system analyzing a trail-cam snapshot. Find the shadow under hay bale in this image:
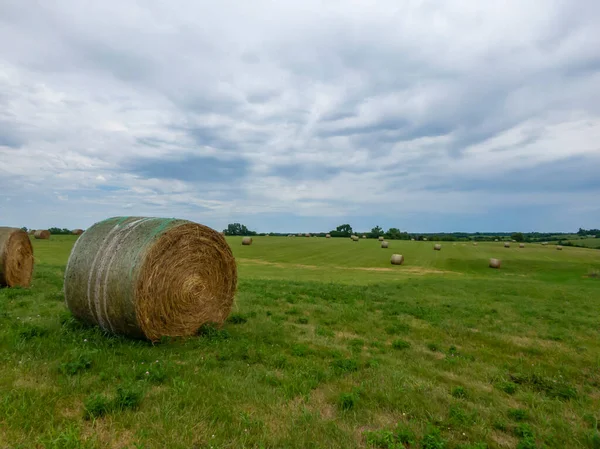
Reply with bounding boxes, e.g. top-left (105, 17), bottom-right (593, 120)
top-left (489, 258), bottom-right (501, 269)
top-left (0, 227), bottom-right (34, 288)
top-left (34, 230), bottom-right (51, 239)
top-left (63, 217), bottom-right (237, 341)
top-left (390, 254), bottom-right (404, 265)
top-left (242, 237), bottom-right (253, 246)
